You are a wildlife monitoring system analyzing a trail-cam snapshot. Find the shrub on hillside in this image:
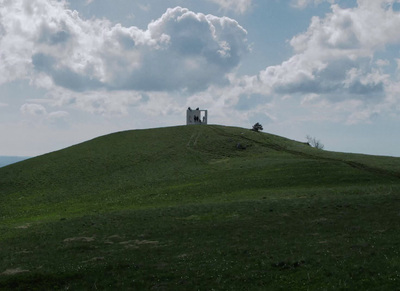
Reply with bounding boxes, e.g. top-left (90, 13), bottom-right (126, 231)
top-left (252, 122), bottom-right (263, 132)
top-left (306, 135), bottom-right (324, 150)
